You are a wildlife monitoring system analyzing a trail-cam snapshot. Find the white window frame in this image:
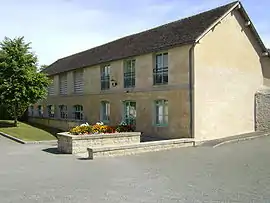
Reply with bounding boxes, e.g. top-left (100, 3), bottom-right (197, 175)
top-left (100, 65), bottom-right (110, 90)
top-left (154, 100), bottom-right (168, 126)
top-left (47, 105), bottom-right (55, 118)
top-left (59, 105), bottom-right (68, 119)
top-left (124, 59), bottom-right (135, 88)
top-left (153, 52), bottom-right (168, 85)
top-left (48, 77), bottom-right (55, 96)
top-left (100, 101), bottom-right (110, 123)
top-left (73, 105), bottom-right (83, 121)
top-left (38, 105), bottom-right (43, 117)
top-left (122, 101), bottom-right (136, 126)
